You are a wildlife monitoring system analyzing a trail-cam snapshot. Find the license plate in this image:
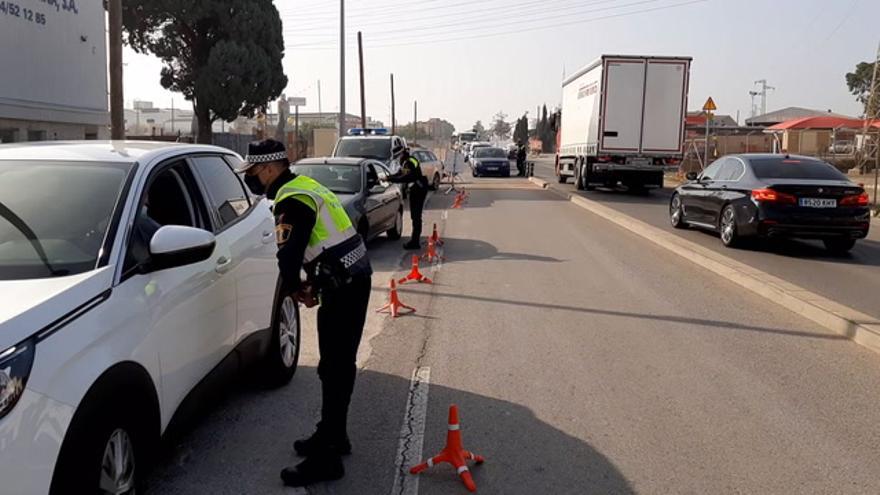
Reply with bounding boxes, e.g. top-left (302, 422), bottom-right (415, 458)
top-left (626, 157), bottom-right (652, 167)
top-left (488, 167), bottom-right (498, 171)
top-left (799, 198), bottom-right (837, 208)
